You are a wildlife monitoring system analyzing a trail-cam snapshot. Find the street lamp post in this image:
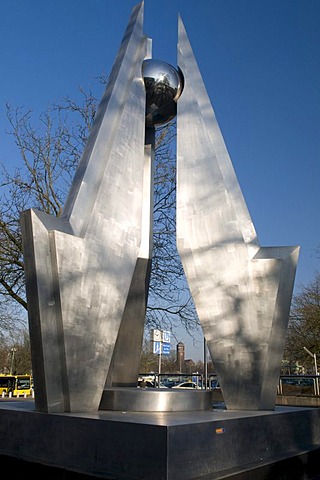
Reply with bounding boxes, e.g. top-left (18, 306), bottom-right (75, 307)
top-left (158, 350), bottom-right (161, 377)
top-left (10, 348), bottom-right (16, 375)
top-left (303, 346), bottom-right (319, 395)
top-left (204, 337), bottom-right (208, 390)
